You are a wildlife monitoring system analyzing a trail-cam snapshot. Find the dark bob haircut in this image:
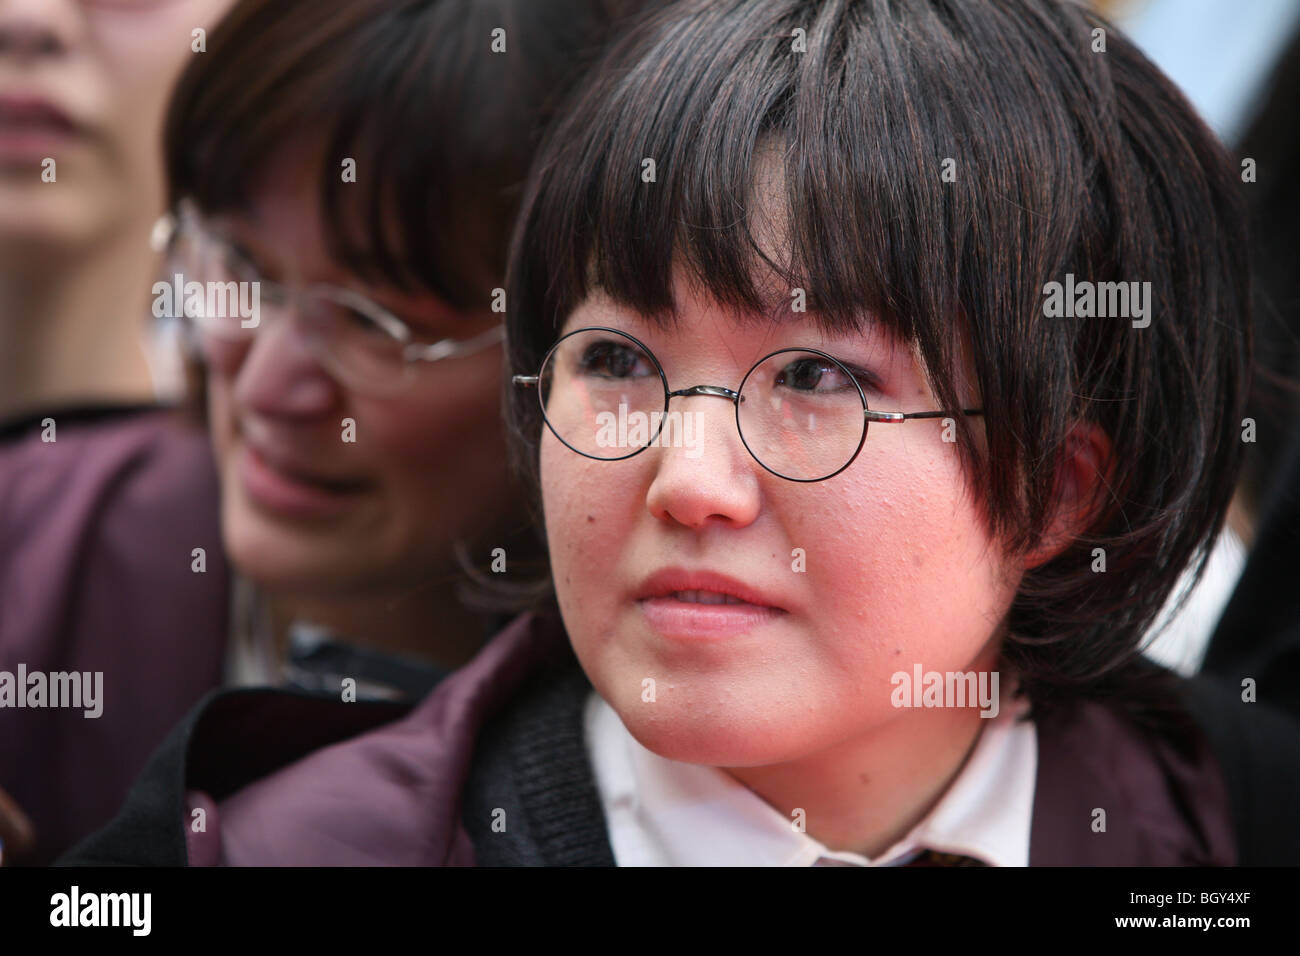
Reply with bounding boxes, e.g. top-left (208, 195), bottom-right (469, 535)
top-left (163, 0), bottom-right (651, 312)
top-left (506, 0), bottom-right (1252, 715)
